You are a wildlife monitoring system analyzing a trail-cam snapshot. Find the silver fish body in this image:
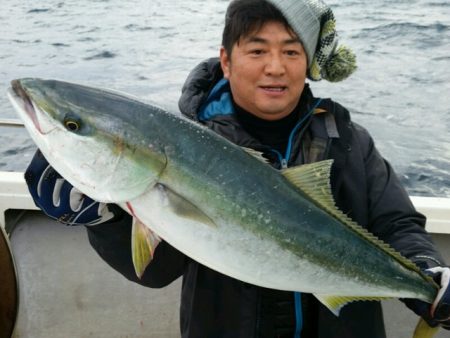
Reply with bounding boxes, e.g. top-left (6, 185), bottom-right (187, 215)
top-left (8, 78), bottom-right (437, 312)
